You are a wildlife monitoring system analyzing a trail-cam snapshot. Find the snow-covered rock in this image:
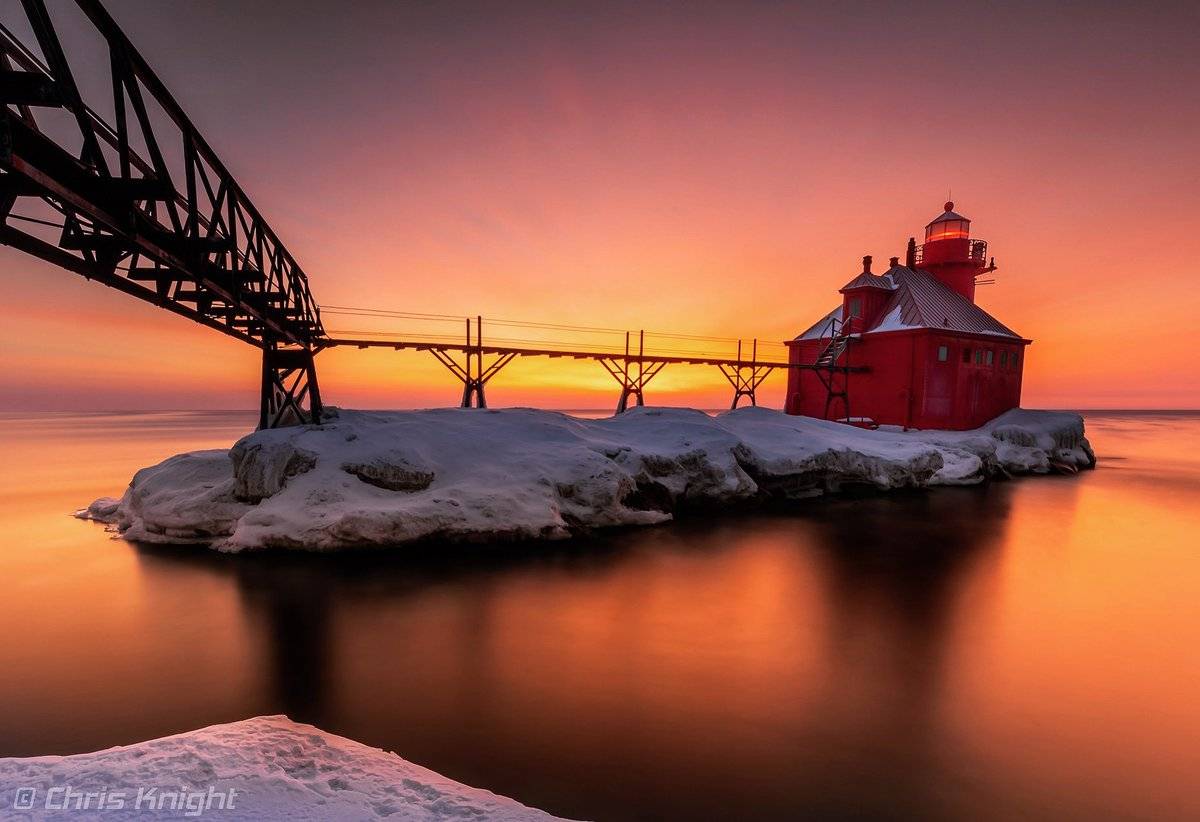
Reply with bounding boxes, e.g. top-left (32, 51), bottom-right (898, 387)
top-left (79, 406), bottom-right (1094, 552)
top-left (0, 715), bottom-right (567, 821)
top-left (79, 496), bottom-right (121, 521)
